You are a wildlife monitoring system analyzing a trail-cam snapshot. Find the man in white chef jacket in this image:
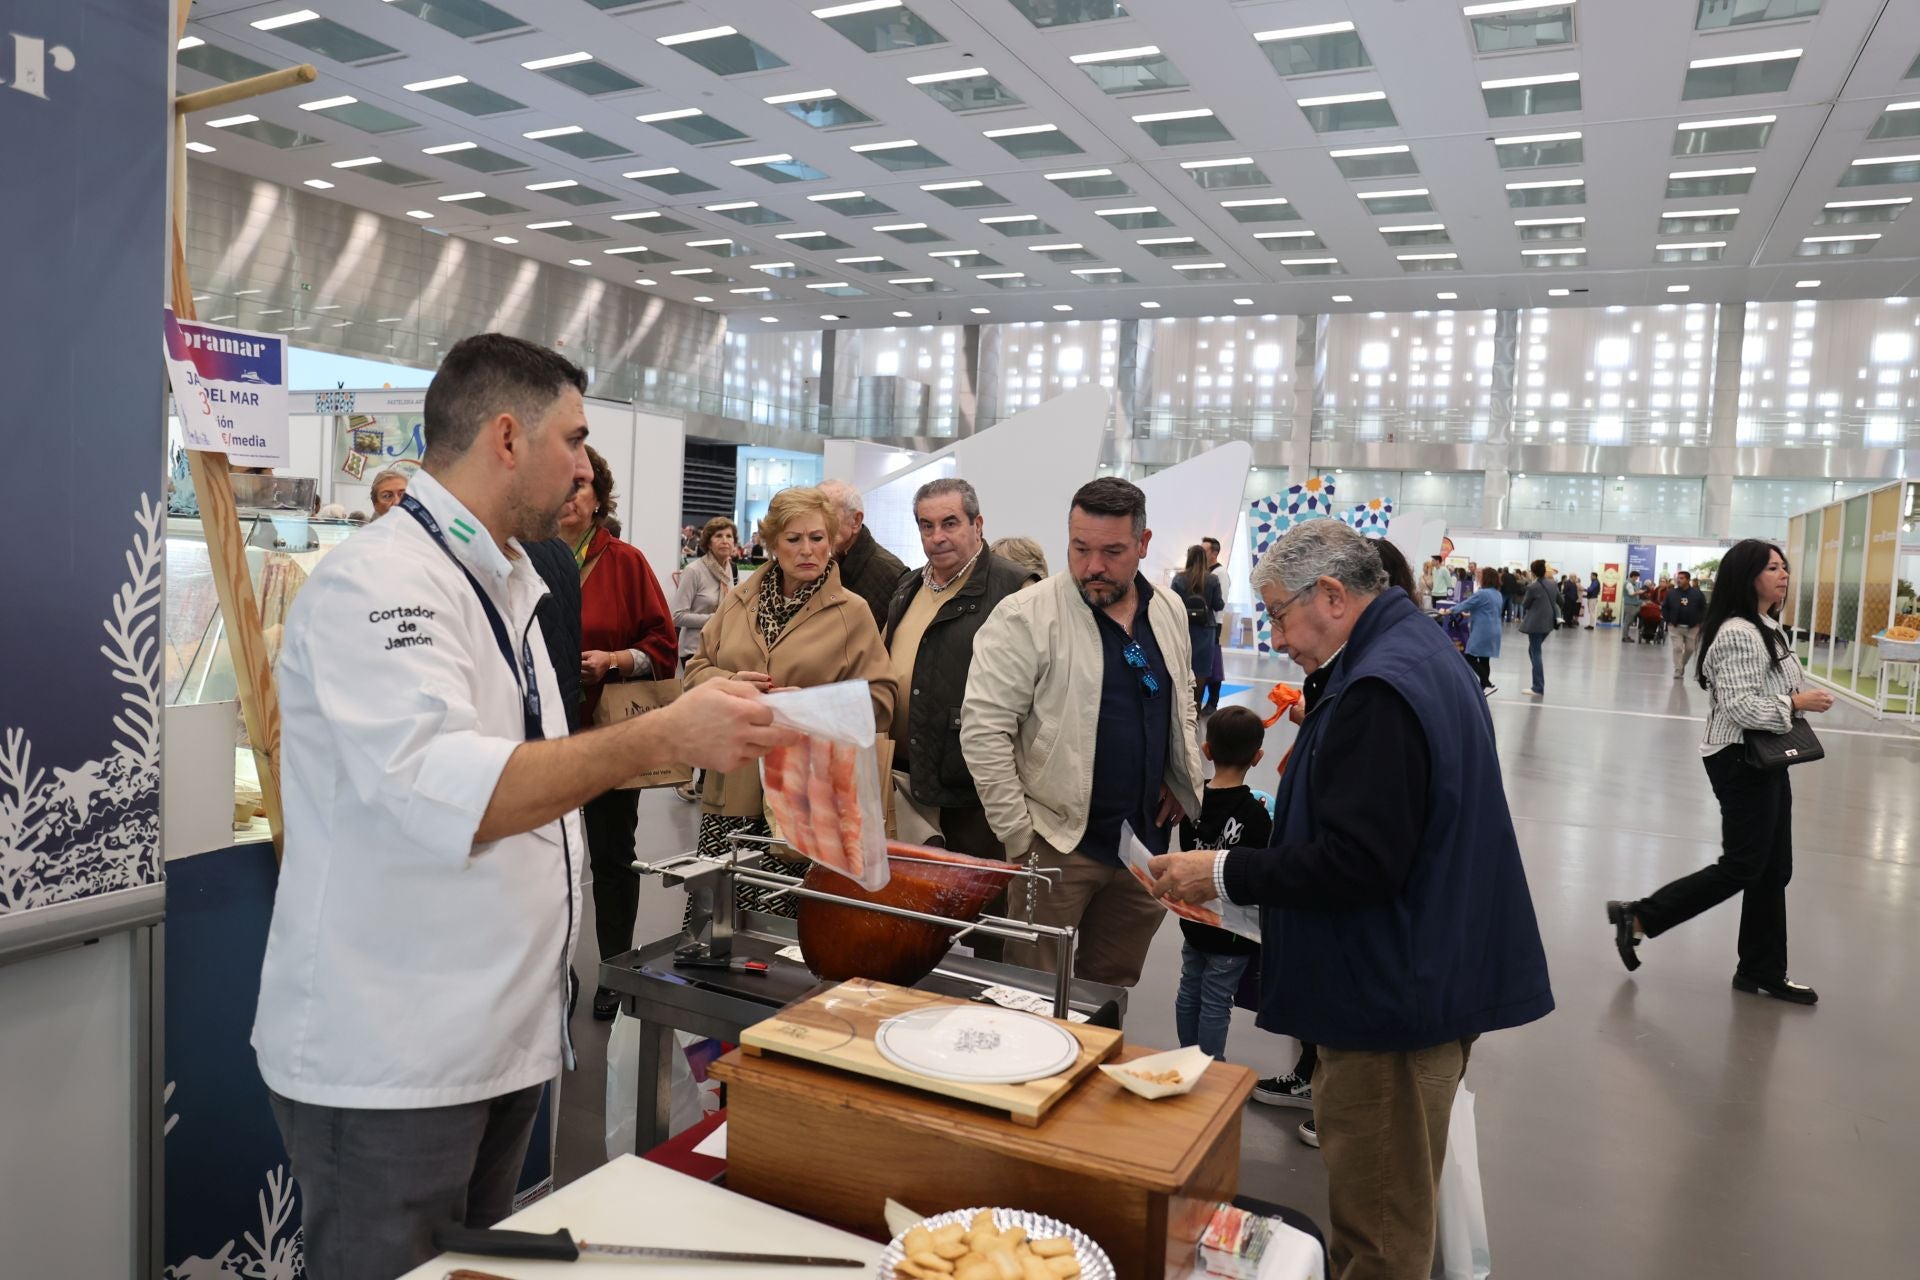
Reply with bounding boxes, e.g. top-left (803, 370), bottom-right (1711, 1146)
top-left (252, 332), bottom-right (794, 1280)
